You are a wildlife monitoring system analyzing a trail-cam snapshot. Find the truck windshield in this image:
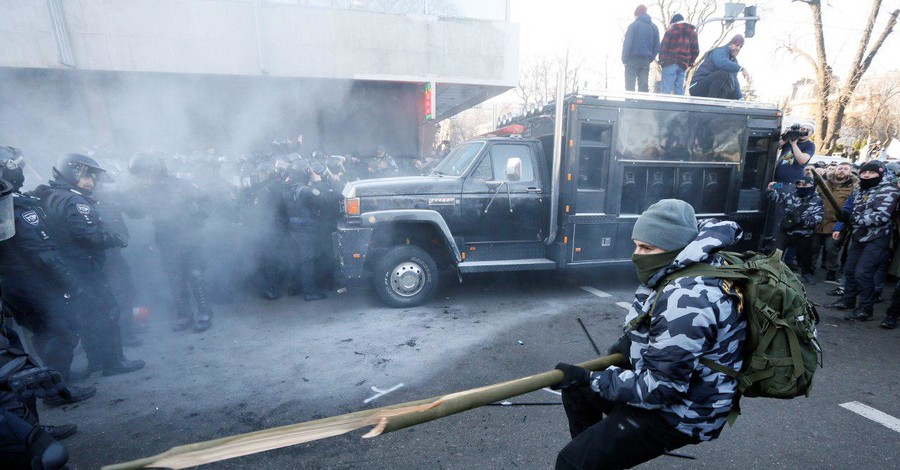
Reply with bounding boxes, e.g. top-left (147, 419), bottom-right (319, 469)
top-left (432, 141), bottom-right (484, 176)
